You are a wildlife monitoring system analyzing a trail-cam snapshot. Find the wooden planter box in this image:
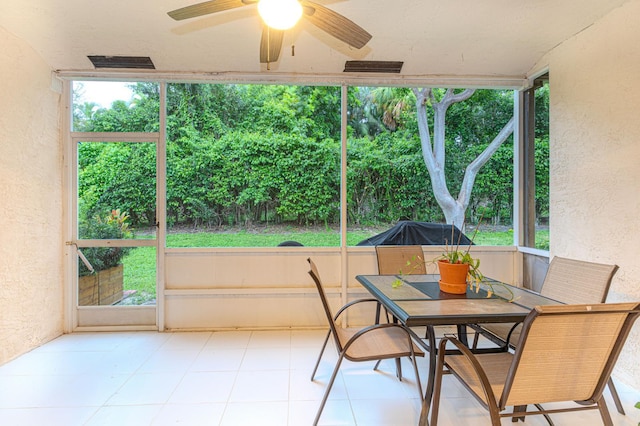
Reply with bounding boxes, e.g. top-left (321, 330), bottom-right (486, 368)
top-left (79, 264), bottom-right (124, 306)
